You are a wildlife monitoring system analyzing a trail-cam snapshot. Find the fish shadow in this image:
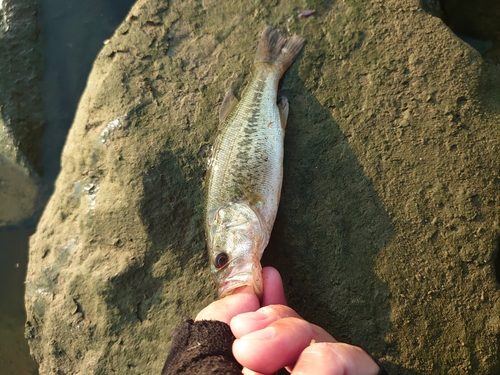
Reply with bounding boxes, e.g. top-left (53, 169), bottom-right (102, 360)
top-left (265, 78), bottom-right (404, 369)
